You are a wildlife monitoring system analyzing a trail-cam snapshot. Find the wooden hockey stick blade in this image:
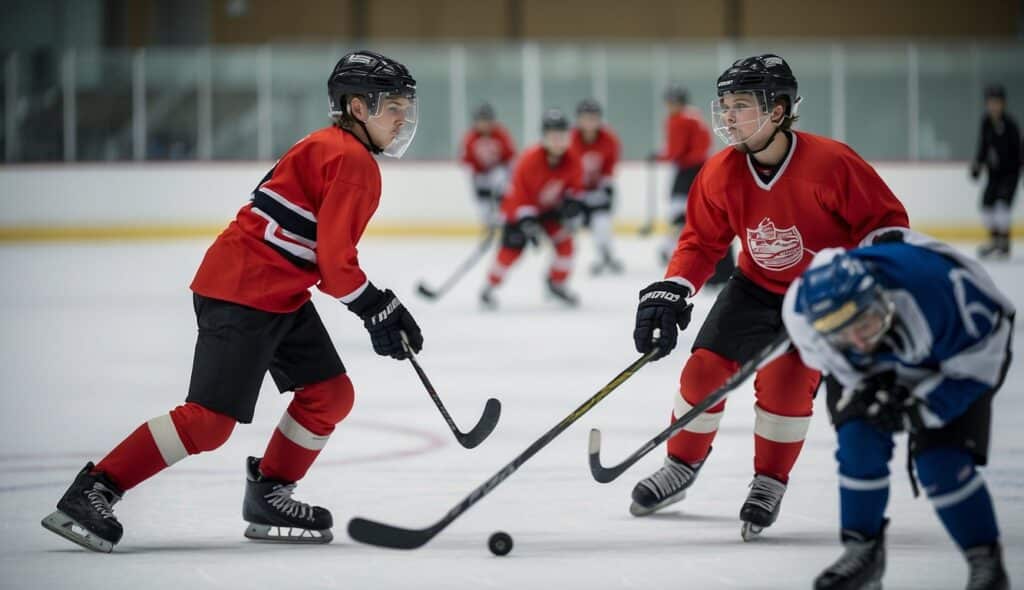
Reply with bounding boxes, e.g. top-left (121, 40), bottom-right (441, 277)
top-left (454, 397), bottom-right (502, 449)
